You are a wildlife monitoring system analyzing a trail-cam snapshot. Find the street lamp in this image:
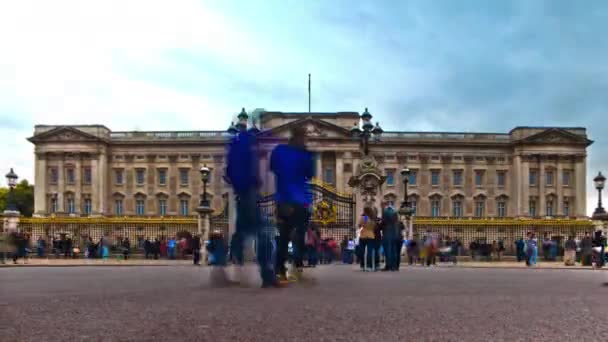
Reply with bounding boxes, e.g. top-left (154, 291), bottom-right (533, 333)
top-left (5, 168), bottom-right (18, 211)
top-left (227, 121), bottom-right (238, 135)
top-left (200, 165), bottom-right (211, 208)
top-left (399, 167), bottom-right (412, 215)
top-left (593, 171), bottom-right (606, 219)
top-left (237, 108), bottom-right (248, 132)
top-left (351, 108), bottom-right (382, 156)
